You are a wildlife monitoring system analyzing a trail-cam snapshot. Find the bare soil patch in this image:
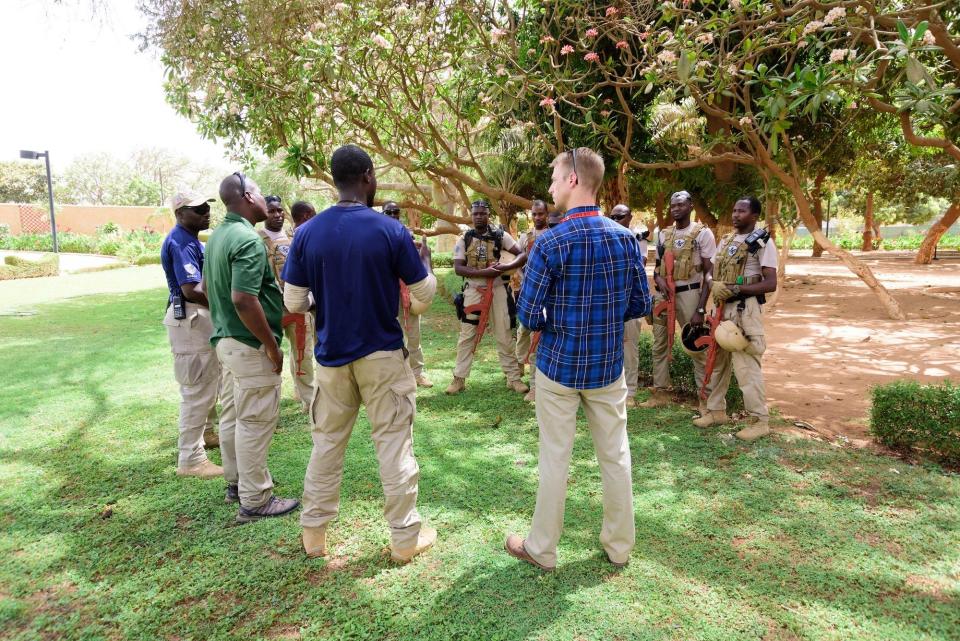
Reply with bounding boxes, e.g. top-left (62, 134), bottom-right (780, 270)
top-left (764, 251), bottom-right (960, 445)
